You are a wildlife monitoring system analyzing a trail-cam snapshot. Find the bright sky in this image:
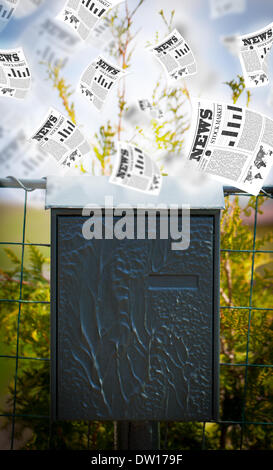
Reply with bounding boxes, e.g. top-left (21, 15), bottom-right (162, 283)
top-left (1, 0), bottom-right (273, 202)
